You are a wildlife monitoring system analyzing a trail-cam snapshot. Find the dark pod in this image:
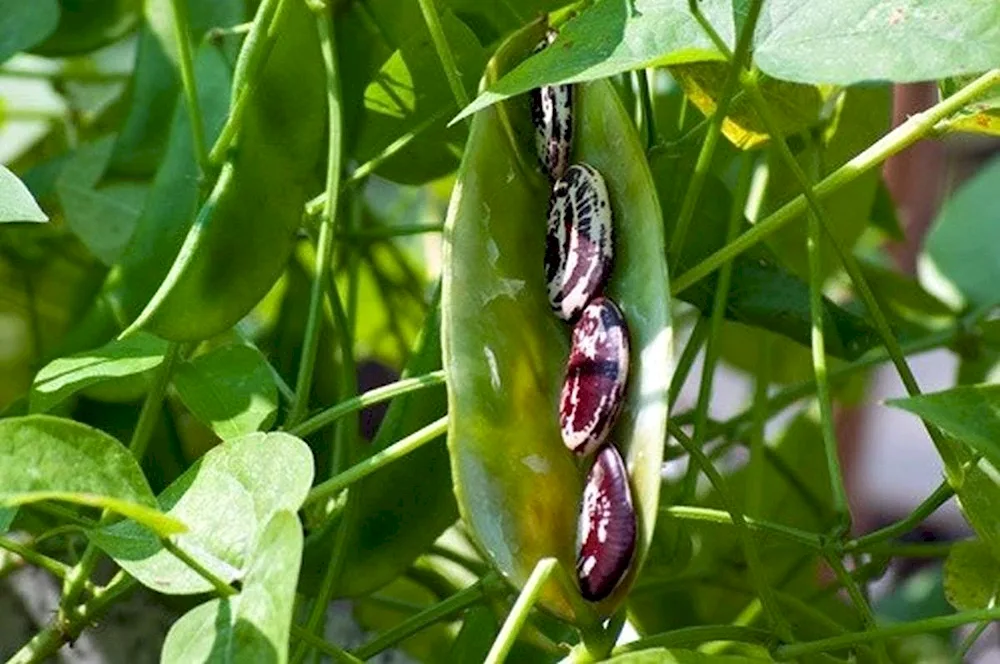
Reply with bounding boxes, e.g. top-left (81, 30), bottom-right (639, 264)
top-left (545, 163), bottom-right (614, 321)
top-left (529, 31), bottom-right (573, 180)
top-left (559, 297), bottom-right (629, 456)
top-left (576, 444), bottom-right (636, 602)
